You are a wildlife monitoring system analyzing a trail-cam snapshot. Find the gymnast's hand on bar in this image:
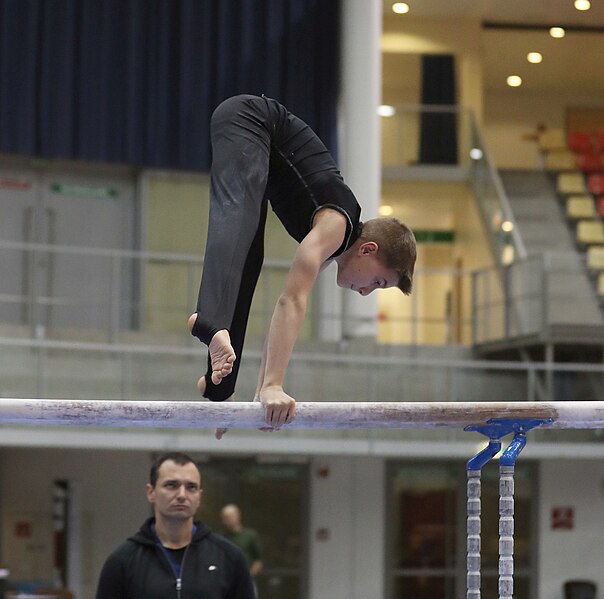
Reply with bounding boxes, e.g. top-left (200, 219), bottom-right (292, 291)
top-left (215, 395), bottom-right (285, 440)
top-left (259, 386), bottom-right (296, 428)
